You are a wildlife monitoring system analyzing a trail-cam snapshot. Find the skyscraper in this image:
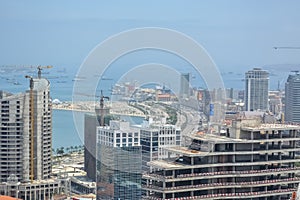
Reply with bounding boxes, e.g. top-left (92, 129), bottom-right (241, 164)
top-left (0, 72), bottom-right (63, 199)
top-left (285, 72), bottom-right (300, 123)
top-left (245, 68), bottom-right (269, 111)
top-left (96, 120), bottom-right (142, 200)
top-left (180, 73), bottom-right (190, 98)
top-left (0, 76), bottom-right (52, 183)
top-left (140, 123), bottom-right (181, 173)
top-left (84, 114), bottom-right (98, 181)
